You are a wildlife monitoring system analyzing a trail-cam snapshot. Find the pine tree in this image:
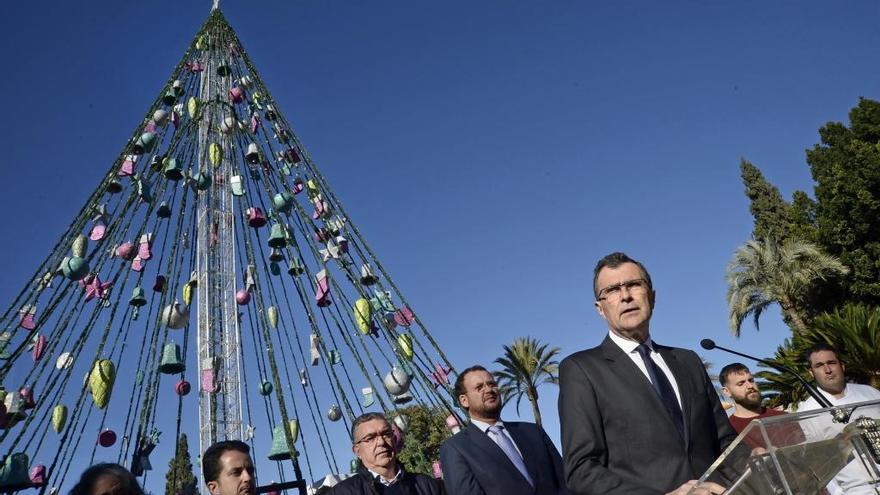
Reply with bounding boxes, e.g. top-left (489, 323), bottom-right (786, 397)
top-left (739, 98), bottom-right (880, 309)
top-left (165, 434), bottom-right (198, 495)
top-left (740, 159), bottom-right (794, 241)
top-left (806, 97), bottom-right (880, 304)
